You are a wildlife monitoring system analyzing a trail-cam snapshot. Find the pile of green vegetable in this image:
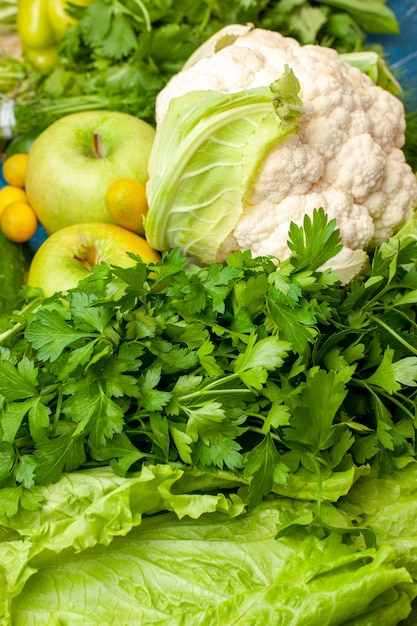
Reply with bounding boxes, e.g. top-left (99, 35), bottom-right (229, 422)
top-left (0, 0), bottom-right (403, 135)
top-left (2, 210), bottom-right (417, 622)
top-left (2, 1), bottom-right (417, 624)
